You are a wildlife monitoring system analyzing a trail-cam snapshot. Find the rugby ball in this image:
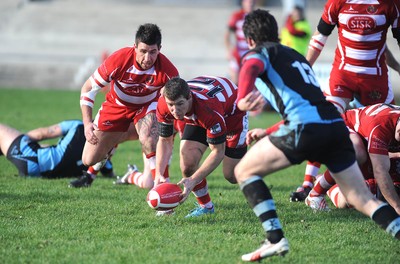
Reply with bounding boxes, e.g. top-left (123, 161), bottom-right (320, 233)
top-left (146, 183), bottom-right (182, 210)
